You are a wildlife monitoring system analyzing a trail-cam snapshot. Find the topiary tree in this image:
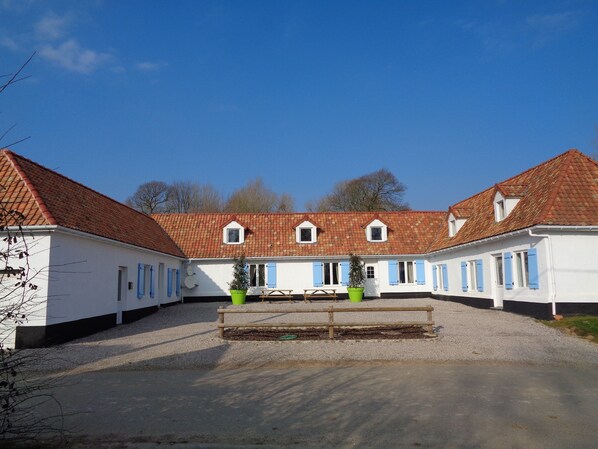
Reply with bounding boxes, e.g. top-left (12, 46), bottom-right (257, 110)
top-left (228, 255), bottom-right (248, 291)
top-left (348, 253), bottom-right (365, 288)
